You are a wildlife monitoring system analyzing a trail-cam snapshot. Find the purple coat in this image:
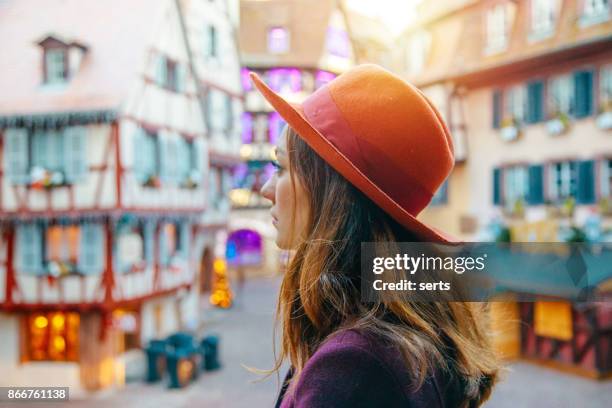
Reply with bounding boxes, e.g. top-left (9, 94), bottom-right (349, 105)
top-left (275, 329), bottom-right (465, 408)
